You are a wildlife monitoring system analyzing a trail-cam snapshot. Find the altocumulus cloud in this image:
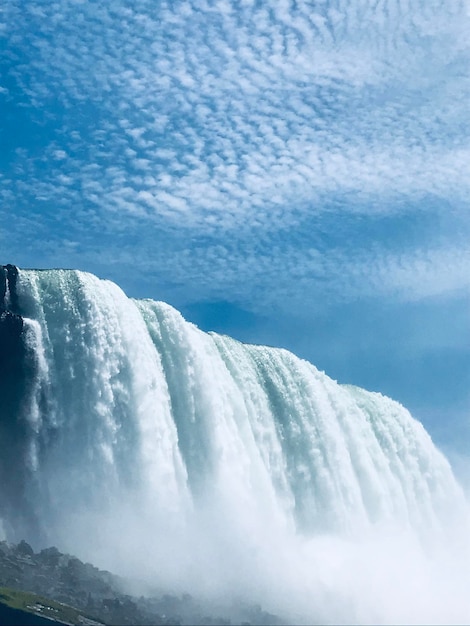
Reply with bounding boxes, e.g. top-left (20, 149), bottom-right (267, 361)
top-left (1, 0), bottom-right (469, 313)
